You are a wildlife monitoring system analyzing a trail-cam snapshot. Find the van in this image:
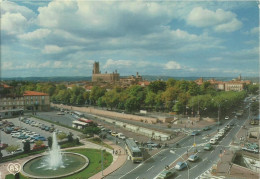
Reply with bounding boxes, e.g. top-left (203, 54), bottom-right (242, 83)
top-left (210, 138), bottom-right (217, 144)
